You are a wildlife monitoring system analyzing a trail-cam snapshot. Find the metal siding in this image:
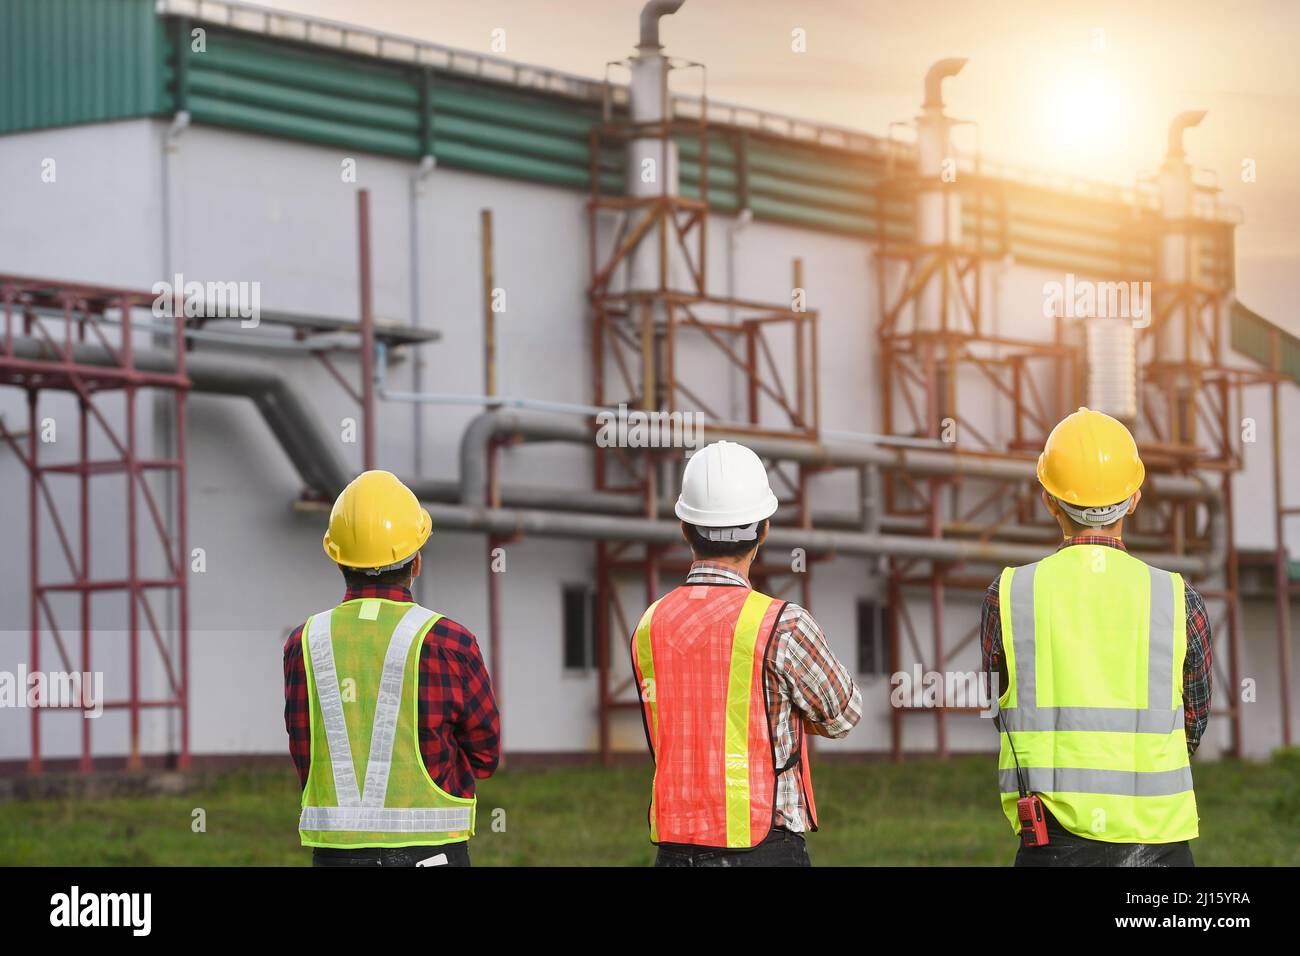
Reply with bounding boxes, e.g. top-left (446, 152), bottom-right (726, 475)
top-left (184, 27), bottom-right (419, 158)
top-left (0, 0), bottom-right (167, 134)
top-left (0, 3), bottom-right (1250, 340)
top-left (1232, 301), bottom-right (1300, 384)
